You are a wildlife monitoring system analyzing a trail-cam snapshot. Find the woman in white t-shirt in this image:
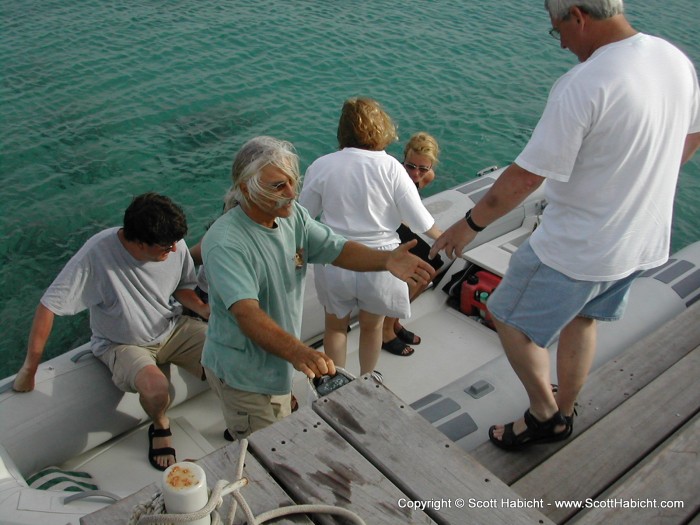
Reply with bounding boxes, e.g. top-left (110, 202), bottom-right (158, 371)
top-left (300, 98), bottom-right (440, 375)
